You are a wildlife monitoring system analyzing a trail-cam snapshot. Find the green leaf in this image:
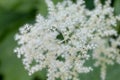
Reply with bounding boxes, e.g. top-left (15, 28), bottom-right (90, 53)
top-left (114, 0), bottom-right (120, 15)
top-left (0, 10), bottom-right (36, 43)
top-left (0, 0), bottom-right (37, 13)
